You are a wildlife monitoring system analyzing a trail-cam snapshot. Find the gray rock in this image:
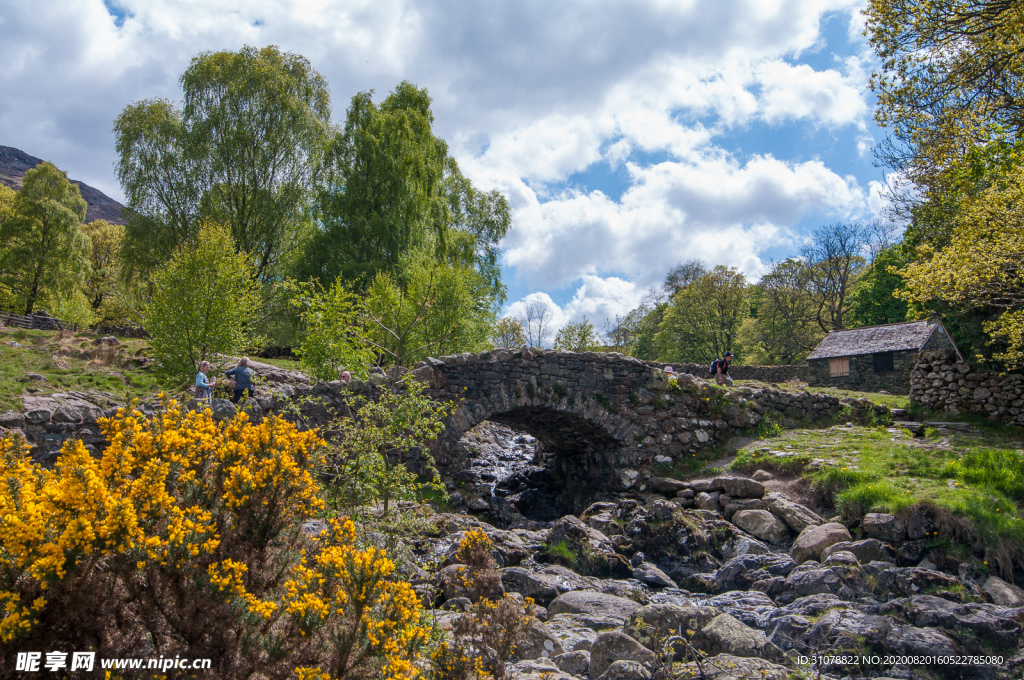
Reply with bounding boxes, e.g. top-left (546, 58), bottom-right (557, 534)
top-left (646, 498), bottom-right (677, 520)
top-left (544, 613), bottom-right (600, 651)
top-left (589, 631), bottom-right (655, 680)
top-left (549, 515), bottom-right (612, 551)
top-left (821, 538), bottom-right (895, 564)
top-left (548, 590), bottom-right (642, 623)
top-left (631, 562), bottom-right (677, 589)
top-left (514, 618), bottom-right (565, 660)
top-left (696, 491), bottom-right (721, 512)
top-left (763, 493), bottom-right (823, 533)
top-left (553, 650), bottom-right (590, 676)
top-left (0, 410), bottom-right (26, 429)
top-left (712, 476), bottom-right (765, 499)
top-left (984, 576), bottom-right (1024, 607)
top-left (625, 603), bottom-right (720, 649)
top-left (674, 654), bottom-right (789, 679)
top-left (594, 660), bottom-right (649, 680)
top-left (896, 594), bottom-right (1024, 649)
top-left (862, 512), bottom-right (906, 542)
top-left (731, 509), bottom-right (790, 544)
top-left (722, 498), bottom-right (766, 519)
top-left (501, 568), bottom-right (563, 605)
top-left (697, 613), bottom-right (784, 661)
top-left (790, 522), bottom-right (851, 563)
top-left (752, 470), bottom-right (774, 482)
top-left (648, 476), bottom-right (690, 495)
top-left (509, 658), bottom-right (573, 680)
